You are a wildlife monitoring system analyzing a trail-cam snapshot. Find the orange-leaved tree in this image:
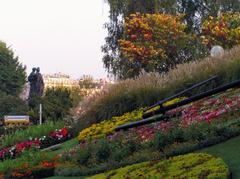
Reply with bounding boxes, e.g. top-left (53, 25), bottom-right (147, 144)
top-left (201, 12), bottom-right (240, 49)
top-left (118, 13), bottom-right (197, 78)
